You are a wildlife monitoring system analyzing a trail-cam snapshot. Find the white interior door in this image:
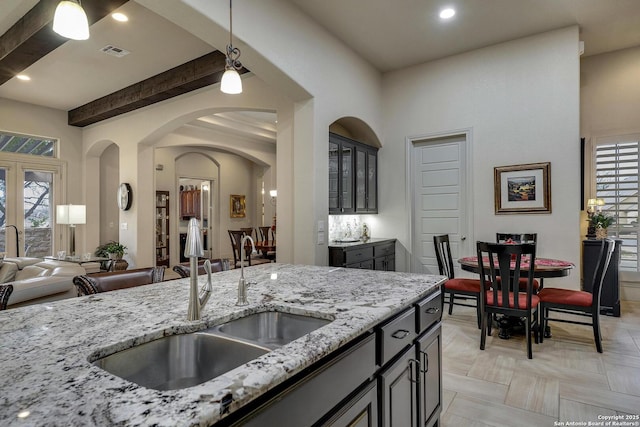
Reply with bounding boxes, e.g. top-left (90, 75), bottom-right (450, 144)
top-left (411, 135), bottom-right (470, 275)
